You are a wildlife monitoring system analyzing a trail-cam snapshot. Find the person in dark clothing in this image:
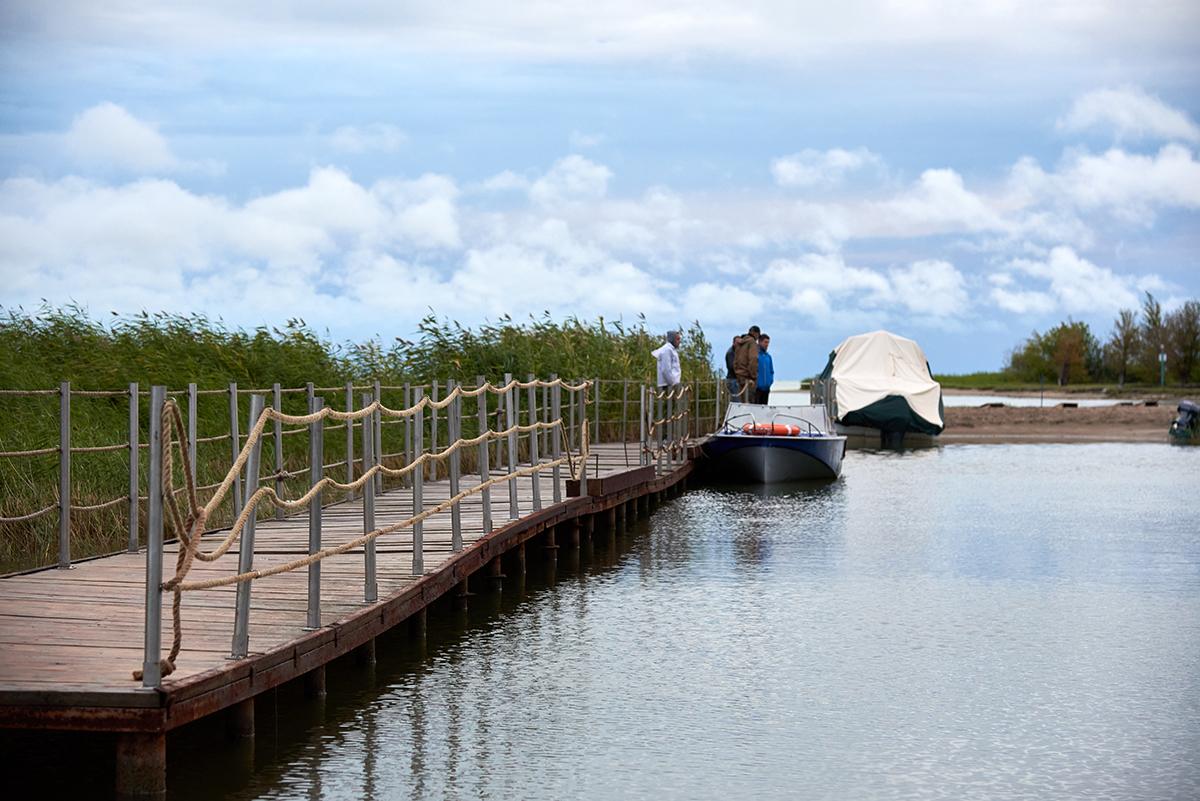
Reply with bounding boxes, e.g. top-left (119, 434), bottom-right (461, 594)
top-left (755, 334), bottom-right (774, 404)
top-left (724, 334), bottom-right (743, 398)
top-left (734, 325), bottom-right (761, 401)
